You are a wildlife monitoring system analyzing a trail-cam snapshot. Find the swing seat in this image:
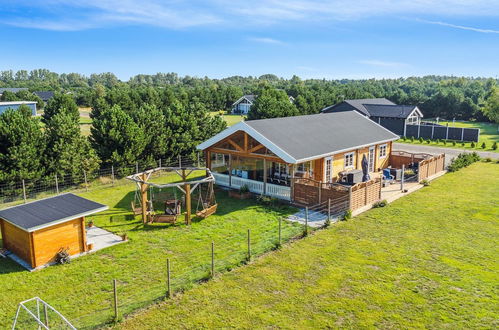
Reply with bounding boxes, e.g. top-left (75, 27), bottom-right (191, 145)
top-left (196, 203), bottom-right (218, 219)
top-left (150, 213), bottom-right (178, 224)
top-left (131, 201), bottom-right (143, 216)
